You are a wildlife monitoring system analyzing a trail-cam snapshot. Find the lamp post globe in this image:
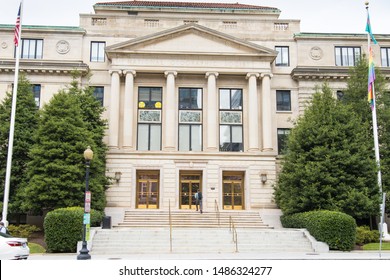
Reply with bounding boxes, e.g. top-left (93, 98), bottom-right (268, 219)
top-left (77, 146), bottom-right (93, 260)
